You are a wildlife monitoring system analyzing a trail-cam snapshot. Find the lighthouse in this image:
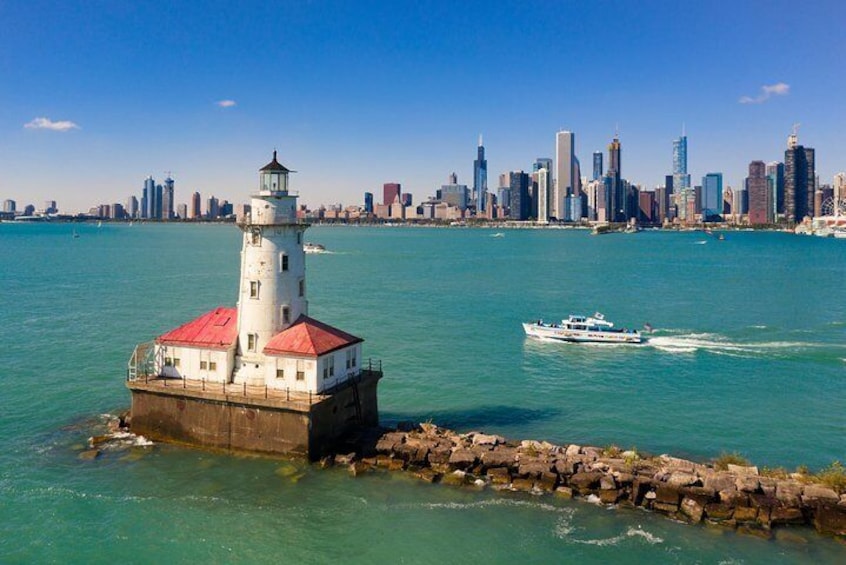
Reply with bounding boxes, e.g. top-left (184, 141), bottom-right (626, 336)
top-left (126, 151), bottom-right (382, 459)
